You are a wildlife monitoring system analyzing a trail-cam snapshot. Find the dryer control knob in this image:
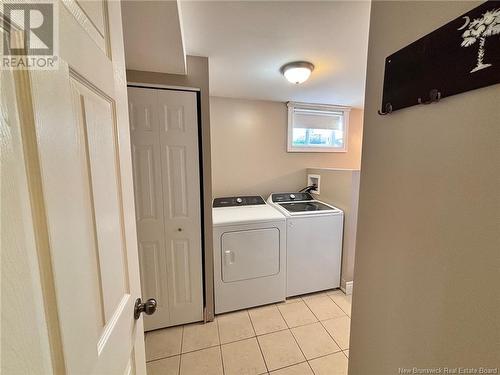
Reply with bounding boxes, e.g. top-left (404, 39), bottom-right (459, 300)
top-left (236, 197), bottom-right (243, 204)
top-left (290, 194), bottom-right (296, 200)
